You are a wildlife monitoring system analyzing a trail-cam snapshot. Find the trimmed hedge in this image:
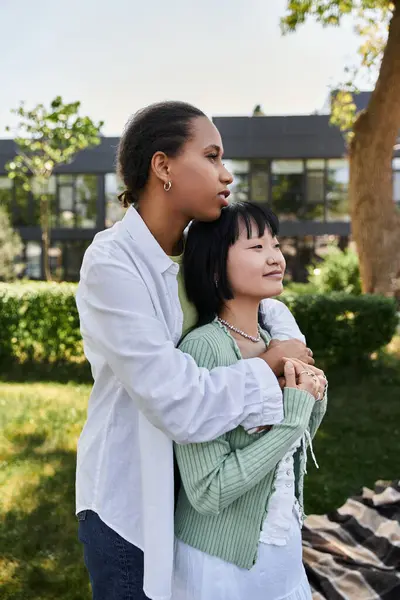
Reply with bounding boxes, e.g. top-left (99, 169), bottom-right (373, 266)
top-left (0, 284), bottom-right (398, 365)
top-left (281, 292), bottom-right (398, 363)
top-left (0, 282), bottom-right (82, 364)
